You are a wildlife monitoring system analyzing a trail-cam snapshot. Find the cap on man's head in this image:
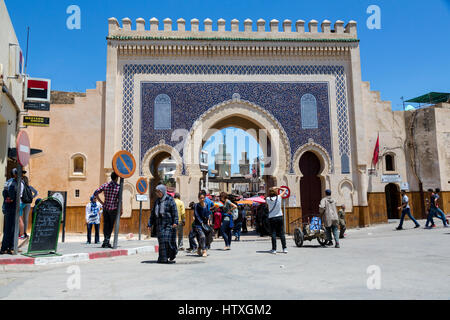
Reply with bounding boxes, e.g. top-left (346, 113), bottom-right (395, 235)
top-left (325, 189), bottom-right (332, 196)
